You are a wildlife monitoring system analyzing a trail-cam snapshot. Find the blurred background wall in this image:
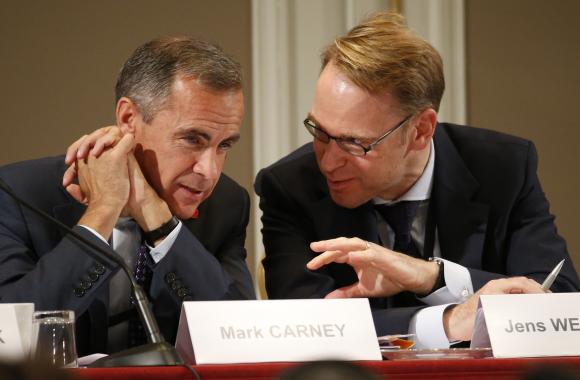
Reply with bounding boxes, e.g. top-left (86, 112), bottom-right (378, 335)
top-left (1, 0), bottom-right (578, 294)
